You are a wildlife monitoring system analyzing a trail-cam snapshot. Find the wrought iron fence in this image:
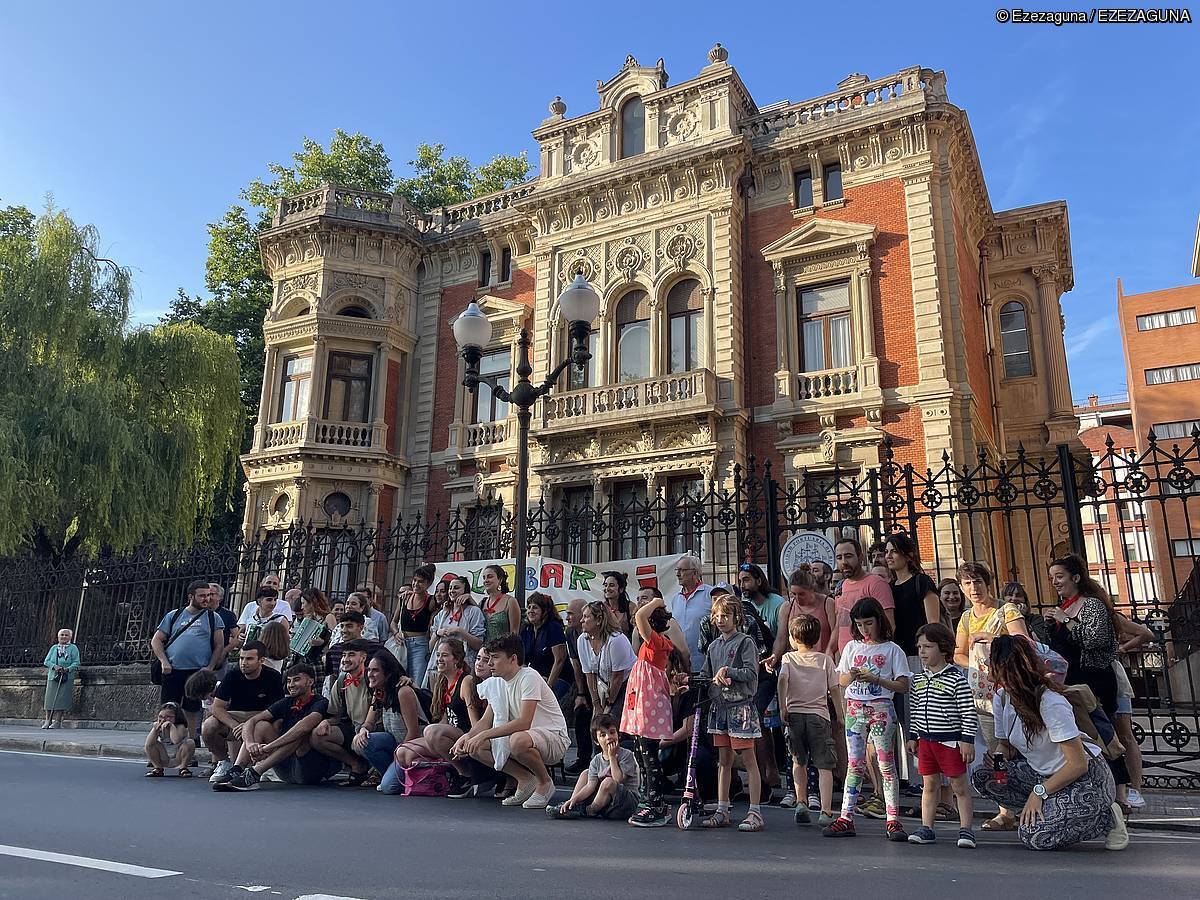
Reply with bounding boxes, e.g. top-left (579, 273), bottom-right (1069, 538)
top-left (3, 434), bottom-right (1200, 787)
